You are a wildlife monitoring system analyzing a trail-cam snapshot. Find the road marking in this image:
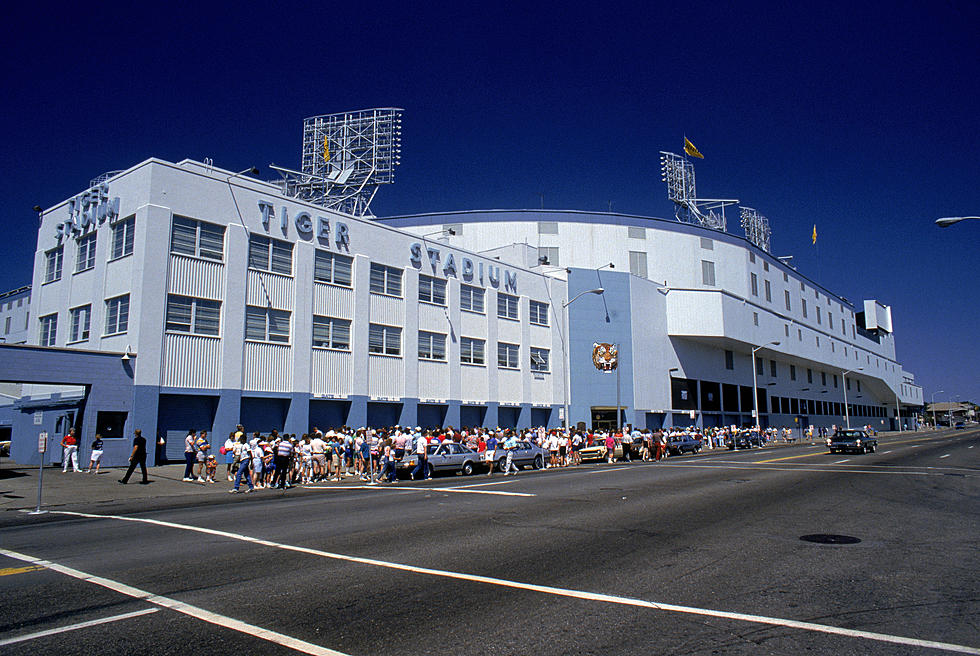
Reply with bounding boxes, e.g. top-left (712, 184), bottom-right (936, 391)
top-left (910, 445), bottom-right (922, 448)
top-left (970, 446), bottom-right (975, 449)
top-left (451, 480), bottom-right (519, 488)
top-left (590, 467), bottom-right (628, 473)
top-left (42, 511), bottom-right (980, 655)
top-left (300, 484), bottom-right (534, 497)
top-left (833, 459), bottom-right (851, 464)
top-left (0, 608), bottom-right (159, 647)
top-left (940, 454), bottom-right (951, 459)
top-left (757, 452), bottom-right (829, 463)
top-left (663, 464), bottom-right (945, 476)
top-left (0, 548), bottom-right (351, 656)
top-left (0, 564), bottom-right (44, 577)
top-left (882, 451), bottom-right (892, 454)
